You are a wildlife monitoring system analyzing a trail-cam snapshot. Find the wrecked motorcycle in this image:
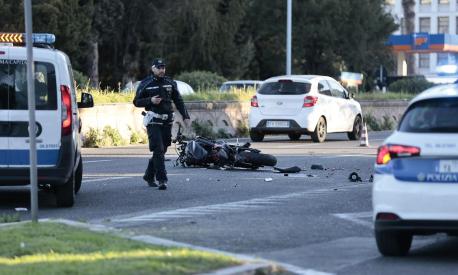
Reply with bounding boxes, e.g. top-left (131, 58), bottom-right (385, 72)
top-left (172, 125), bottom-right (277, 169)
